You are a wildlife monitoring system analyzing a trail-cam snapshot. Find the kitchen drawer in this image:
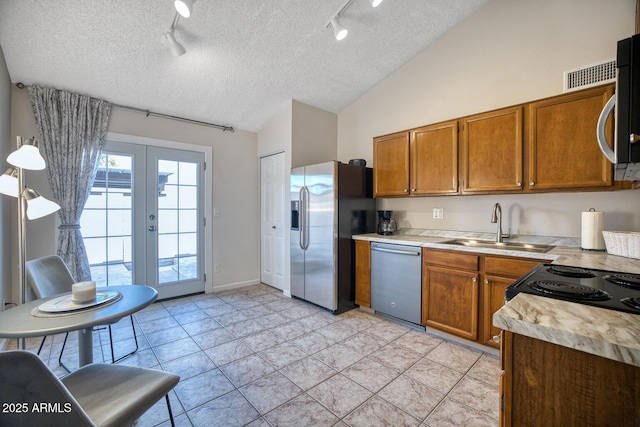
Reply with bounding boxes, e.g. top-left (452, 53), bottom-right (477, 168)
top-left (423, 248), bottom-right (479, 271)
top-left (484, 256), bottom-right (543, 278)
